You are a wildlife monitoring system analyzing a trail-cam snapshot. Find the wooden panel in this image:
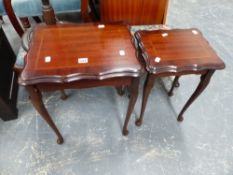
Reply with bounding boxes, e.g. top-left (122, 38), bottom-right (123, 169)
top-left (100, 0), bottom-right (168, 25)
top-left (20, 23), bottom-right (142, 85)
top-left (135, 29), bottom-right (225, 74)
